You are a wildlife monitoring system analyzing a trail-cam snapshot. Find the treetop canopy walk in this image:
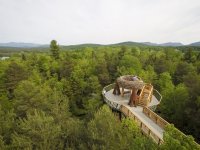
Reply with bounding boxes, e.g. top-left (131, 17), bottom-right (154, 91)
top-left (102, 84), bottom-right (165, 144)
top-left (102, 75), bottom-right (193, 145)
